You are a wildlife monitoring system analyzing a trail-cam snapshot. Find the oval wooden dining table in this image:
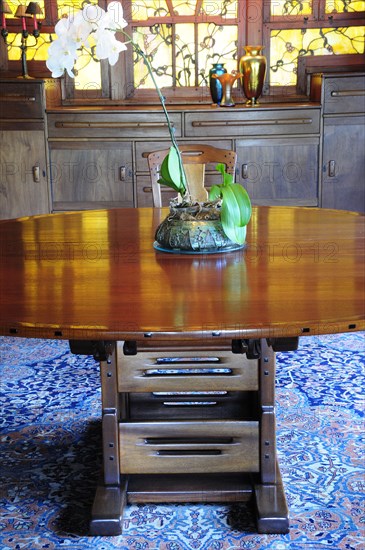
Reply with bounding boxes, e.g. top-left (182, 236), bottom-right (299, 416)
top-left (1, 206), bottom-right (364, 536)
